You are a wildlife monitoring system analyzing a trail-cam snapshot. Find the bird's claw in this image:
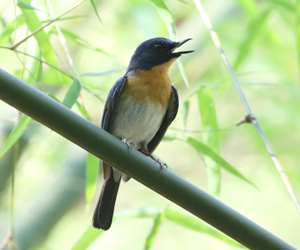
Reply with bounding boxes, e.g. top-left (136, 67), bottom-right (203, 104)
top-left (140, 145), bottom-right (167, 174)
top-left (122, 138), bottom-right (134, 152)
top-left (155, 159), bottom-right (167, 175)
